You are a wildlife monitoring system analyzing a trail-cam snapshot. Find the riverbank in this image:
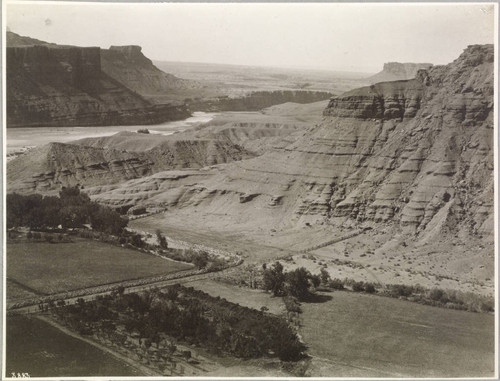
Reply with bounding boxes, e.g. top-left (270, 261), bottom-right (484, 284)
top-left (6, 111), bottom-right (218, 156)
